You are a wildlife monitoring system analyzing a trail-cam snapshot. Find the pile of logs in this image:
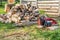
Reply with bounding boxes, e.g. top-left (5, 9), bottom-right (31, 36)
top-left (0, 3), bottom-right (39, 24)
